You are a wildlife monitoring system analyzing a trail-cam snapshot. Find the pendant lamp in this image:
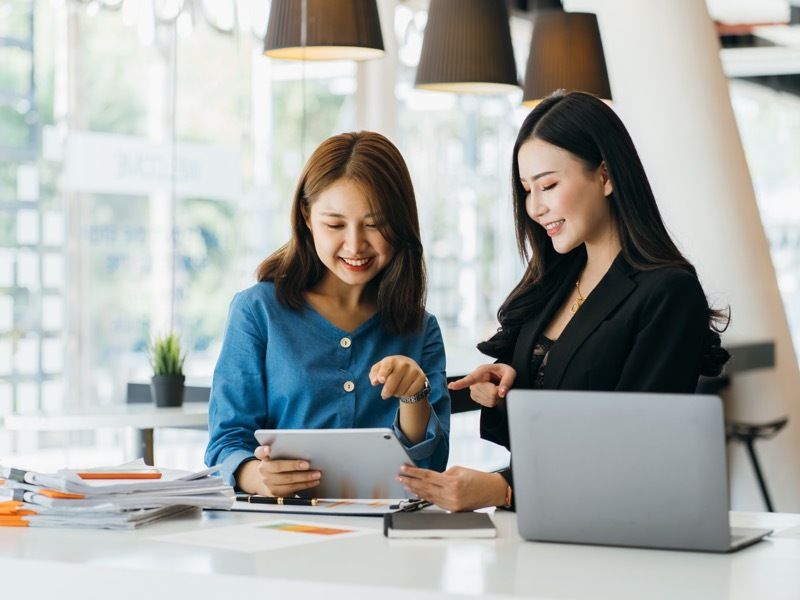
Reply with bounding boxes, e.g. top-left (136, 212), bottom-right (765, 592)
top-left (522, 10), bottom-right (612, 106)
top-left (415, 0), bottom-right (519, 94)
top-left (264, 0), bottom-right (384, 61)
